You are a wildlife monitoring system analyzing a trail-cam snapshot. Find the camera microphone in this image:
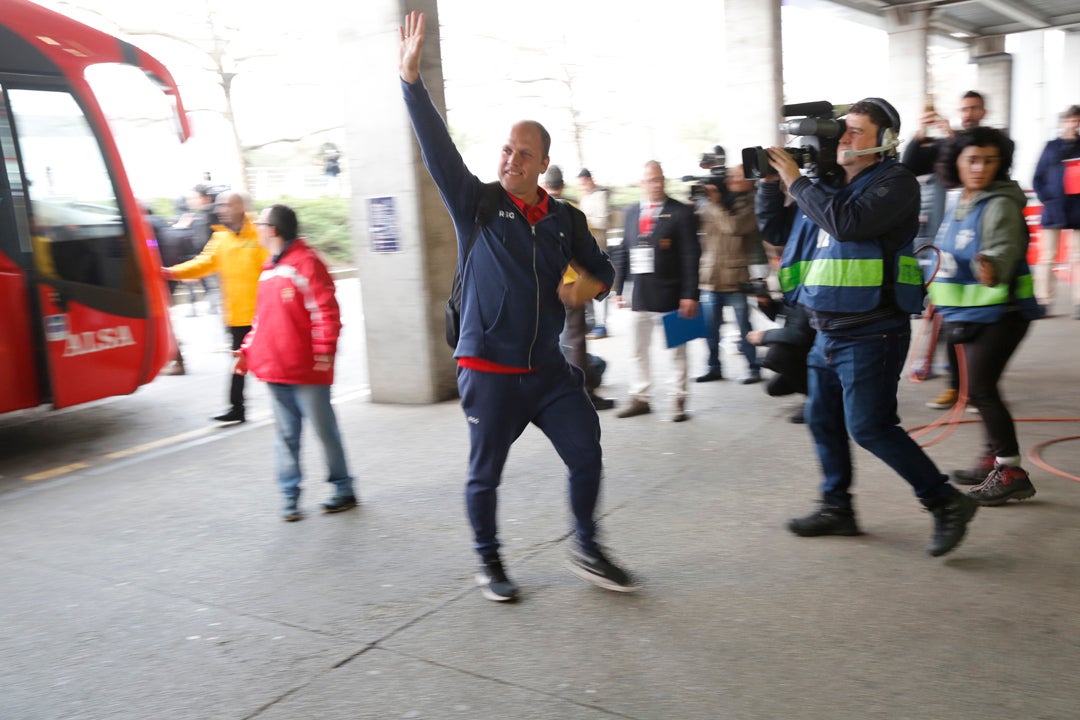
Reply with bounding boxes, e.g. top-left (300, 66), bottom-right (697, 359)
top-left (842, 139), bottom-right (900, 158)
